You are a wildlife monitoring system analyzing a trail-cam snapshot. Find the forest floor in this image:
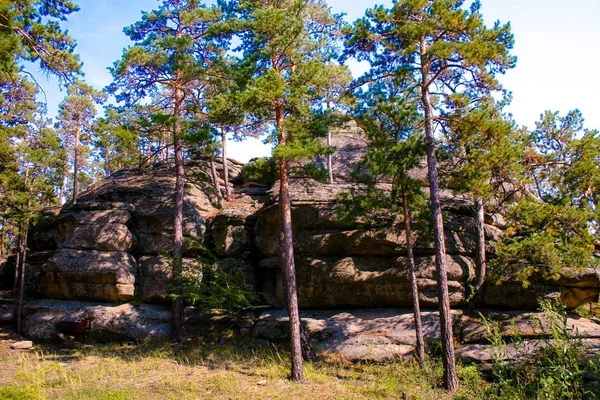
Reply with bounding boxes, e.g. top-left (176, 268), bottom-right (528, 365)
top-left (0, 324), bottom-right (493, 400)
